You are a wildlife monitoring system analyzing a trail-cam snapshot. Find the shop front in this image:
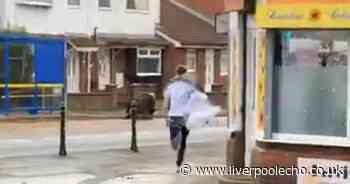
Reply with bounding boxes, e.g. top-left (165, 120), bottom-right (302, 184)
top-left (251, 0), bottom-right (350, 183)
